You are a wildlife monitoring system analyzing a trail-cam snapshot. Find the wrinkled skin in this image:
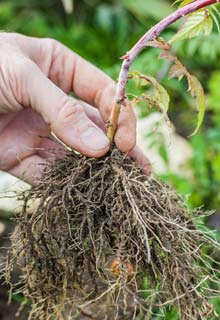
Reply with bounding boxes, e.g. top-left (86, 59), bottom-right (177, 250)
top-left (0, 33), bottom-right (150, 184)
